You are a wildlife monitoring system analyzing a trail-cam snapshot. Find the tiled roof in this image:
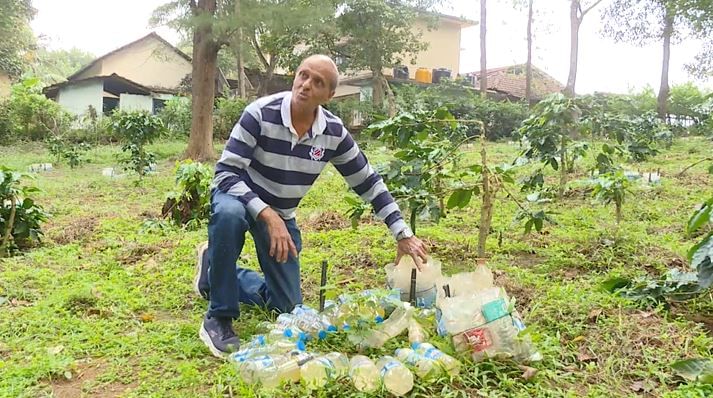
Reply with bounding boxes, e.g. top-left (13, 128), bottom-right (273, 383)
top-left (470, 64), bottom-right (564, 99)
